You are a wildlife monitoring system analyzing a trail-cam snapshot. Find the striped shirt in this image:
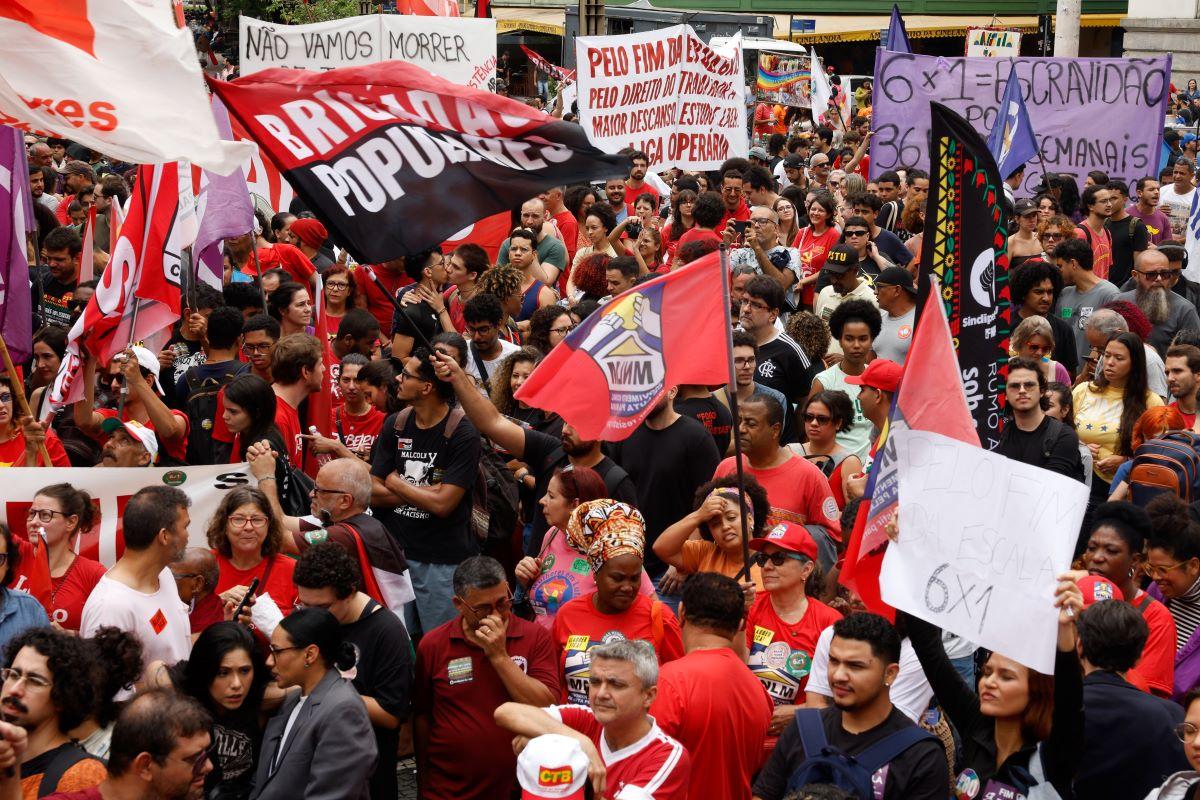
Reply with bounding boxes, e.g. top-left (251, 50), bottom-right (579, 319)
top-left (1169, 577), bottom-right (1200, 651)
